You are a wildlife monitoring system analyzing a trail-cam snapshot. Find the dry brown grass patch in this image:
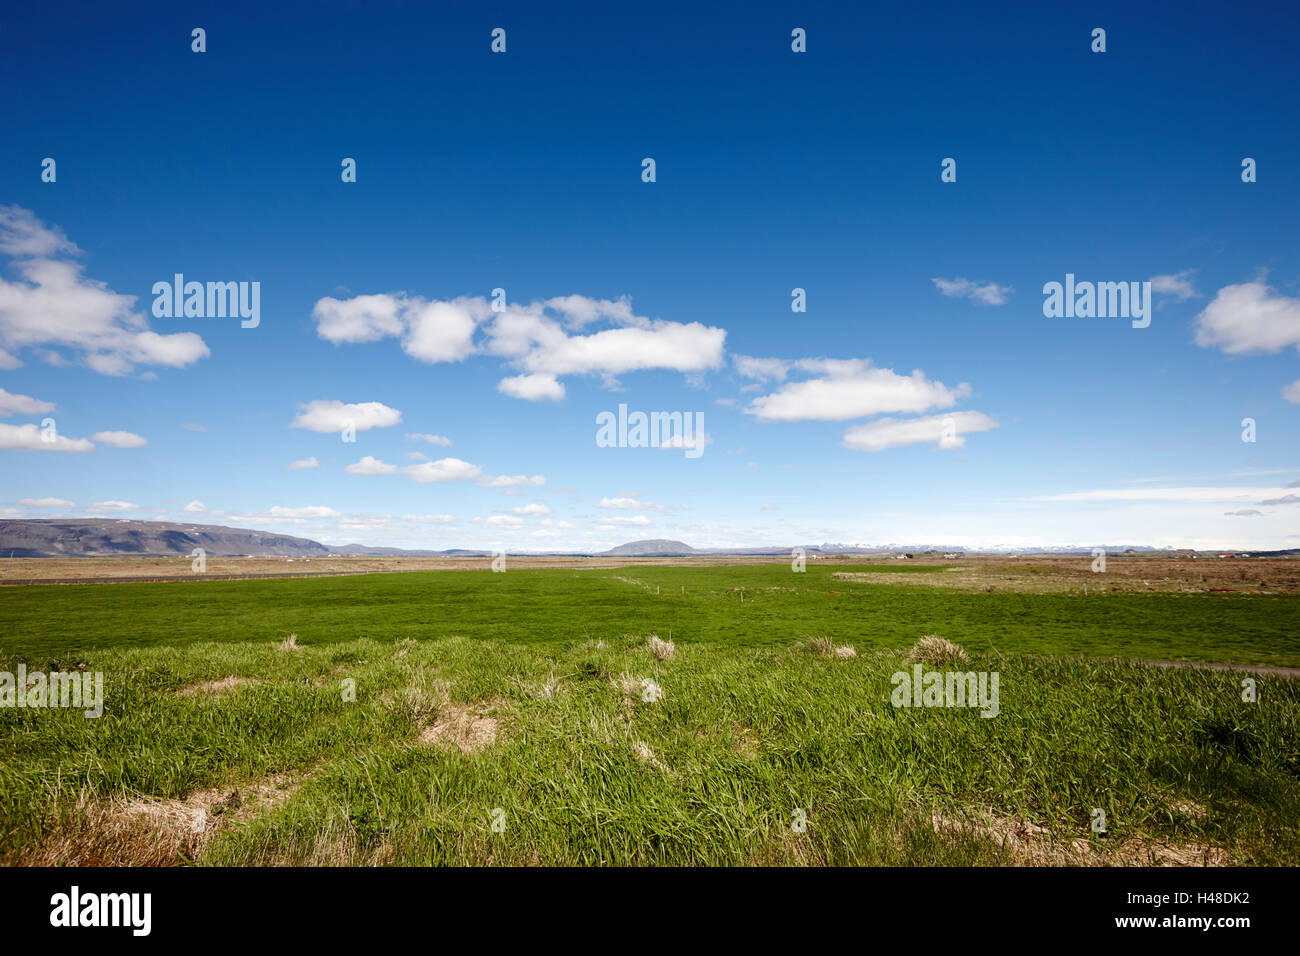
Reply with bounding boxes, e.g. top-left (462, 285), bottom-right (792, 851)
top-left (648, 635), bottom-right (676, 660)
top-left (907, 636), bottom-right (970, 666)
top-left (19, 773), bottom-right (305, 866)
top-left (804, 636), bottom-right (856, 658)
top-left (931, 809), bottom-right (1231, 866)
top-left (418, 700), bottom-right (502, 753)
top-left (176, 675), bottom-right (258, 697)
